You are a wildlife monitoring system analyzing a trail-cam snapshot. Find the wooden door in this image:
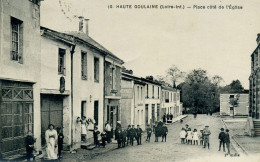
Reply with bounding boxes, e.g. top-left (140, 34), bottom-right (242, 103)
top-left (94, 101), bottom-right (99, 125)
top-left (145, 104), bottom-right (148, 126)
top-left (41, 95), bottom-right (63, 145)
